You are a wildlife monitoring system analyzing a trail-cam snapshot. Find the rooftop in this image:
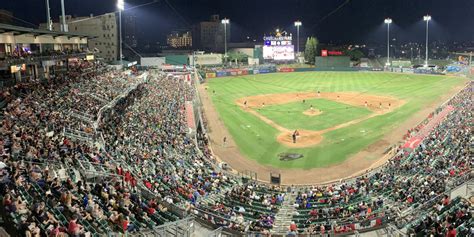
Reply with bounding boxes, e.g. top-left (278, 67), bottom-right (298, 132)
top-left (0, 23), bottom-right (94, 39)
